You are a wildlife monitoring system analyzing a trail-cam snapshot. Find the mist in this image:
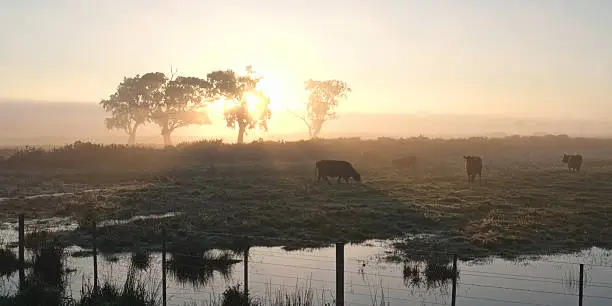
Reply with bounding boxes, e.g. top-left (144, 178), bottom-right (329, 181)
top-left (1, 100), bottom-right (611, 147)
